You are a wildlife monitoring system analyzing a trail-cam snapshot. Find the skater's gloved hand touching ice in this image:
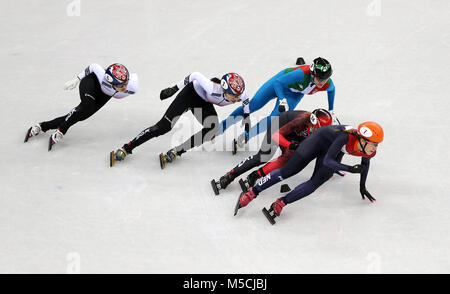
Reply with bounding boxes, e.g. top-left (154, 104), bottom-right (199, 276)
top-left (360, 184), bottom-right (376, 203)
top-left (64, 77), bottom-right (80, 90)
